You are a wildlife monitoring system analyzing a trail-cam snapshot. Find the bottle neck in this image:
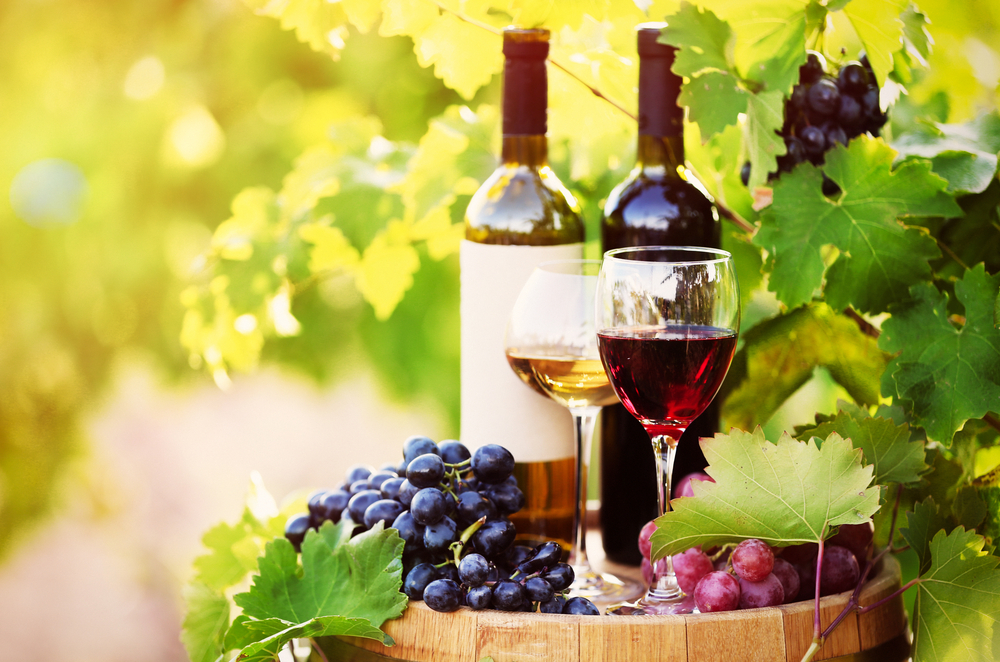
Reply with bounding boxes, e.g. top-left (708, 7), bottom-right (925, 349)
top-left (502, 135), bottom-right (548, 167)
top-left (636, 134), bottom-right (683, 172)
